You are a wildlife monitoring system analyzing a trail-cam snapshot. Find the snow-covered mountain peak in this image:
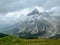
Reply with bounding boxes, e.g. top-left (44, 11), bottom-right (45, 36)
top-left (34, 6), bottom-right (45, 12)
top-left (27, 8), bottom-right (40, 16)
